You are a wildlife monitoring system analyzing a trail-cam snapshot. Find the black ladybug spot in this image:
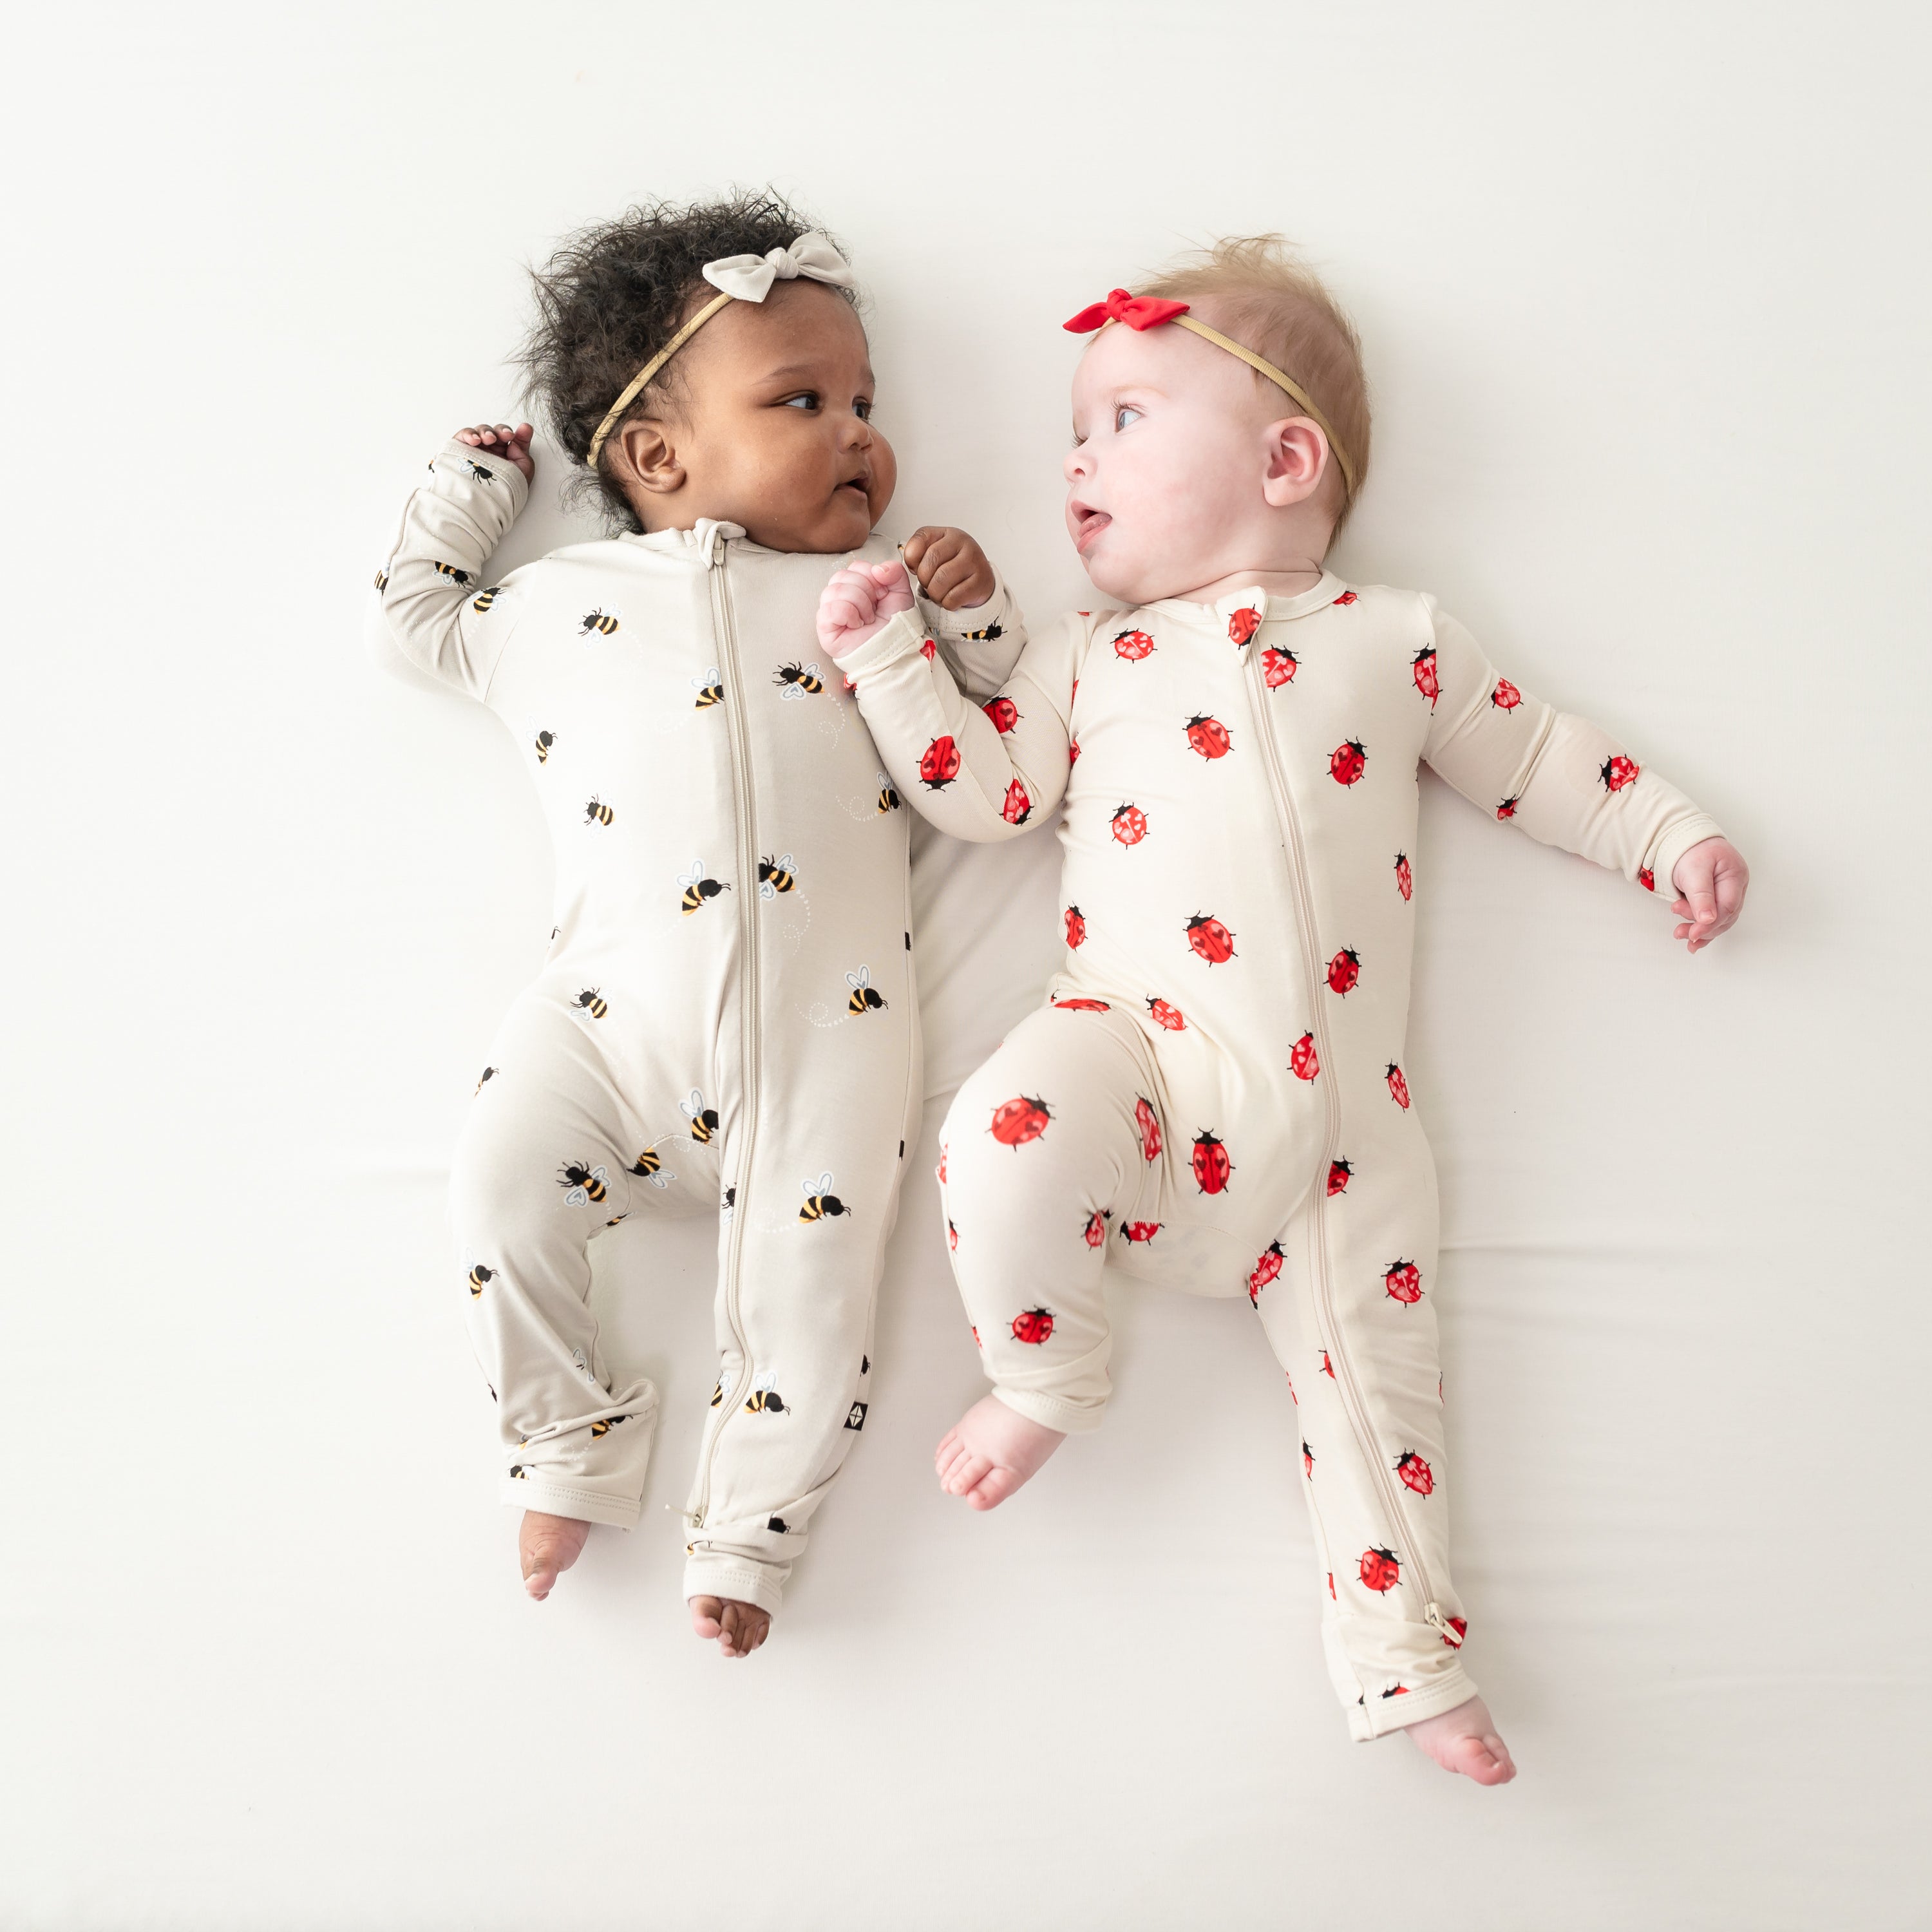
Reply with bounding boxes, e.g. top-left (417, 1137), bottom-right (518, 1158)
top-left (768, 1516), bottom-right (789, 1534)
